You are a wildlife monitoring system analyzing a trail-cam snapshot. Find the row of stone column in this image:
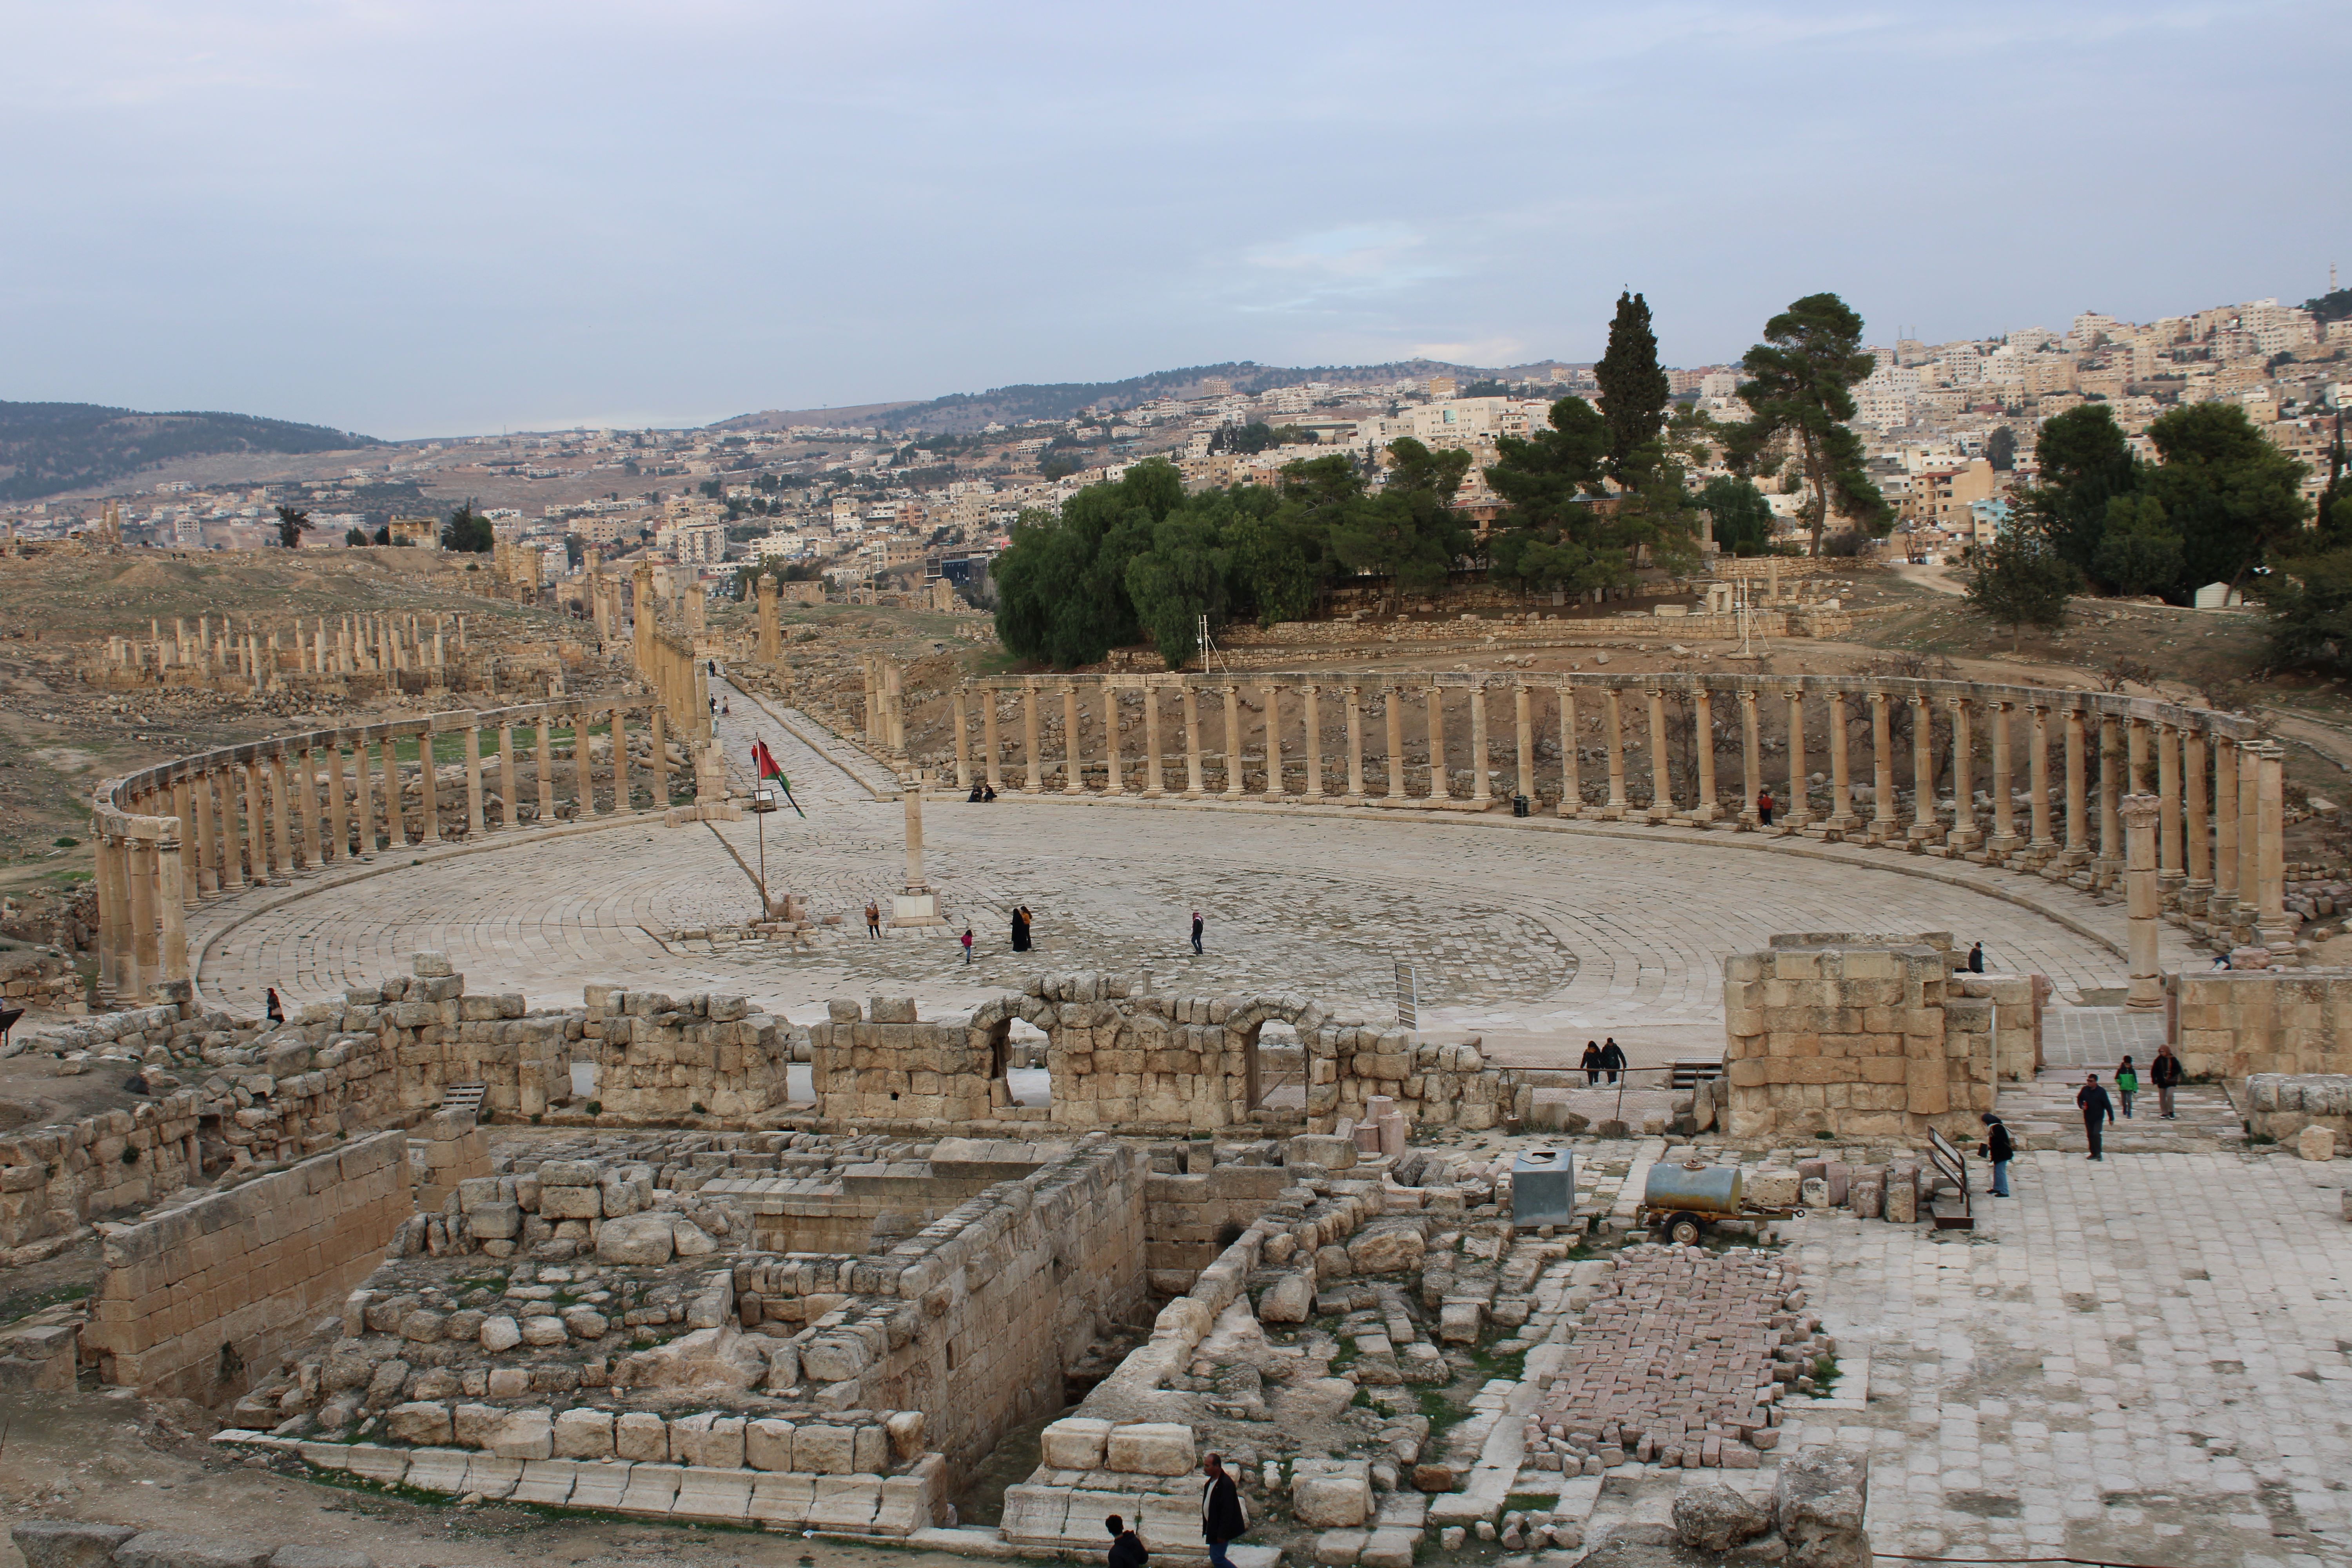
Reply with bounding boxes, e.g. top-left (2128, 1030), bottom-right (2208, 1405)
top-left (949, 678), bottom-right (2287, 948)
top-left (107, 613), bottom-right (466, 682)
top-left (88, 813), bottom-right (189, 1006)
